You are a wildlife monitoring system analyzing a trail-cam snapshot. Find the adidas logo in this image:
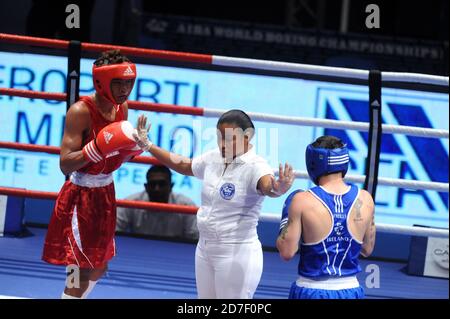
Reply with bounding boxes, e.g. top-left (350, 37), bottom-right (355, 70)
top-left (104, 131), bottom-right (113, 144)
top-left (106, 150), bottom-right (119, 158)
top-left (123, 66), bottom-right (134, 76)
